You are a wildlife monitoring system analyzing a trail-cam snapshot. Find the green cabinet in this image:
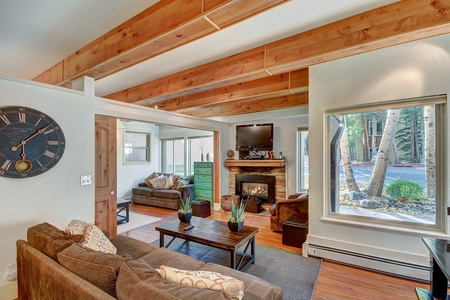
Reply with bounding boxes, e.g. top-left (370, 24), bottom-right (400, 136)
top-left (194, 162), bottom-right (213, 208)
